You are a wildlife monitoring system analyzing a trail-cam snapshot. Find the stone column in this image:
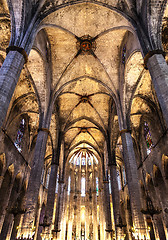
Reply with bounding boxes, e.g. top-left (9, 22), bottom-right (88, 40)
top-left (153, 215), bottom-right (167, 240)
top-left (67, 170), bottom-right (74, 240)
top-left (54, 180), bottom-right (65, 239)
top-left (41, 163), bottom-right (59, 239)
top-left (109, 164), bottom-right (120, 239)
top-left (103, 180), bottom-right (113, 240)
top-left (0, 50), bottom-right (26, 127)
top-left (92, 169), bottom-right (98, 240)
top-left (120, 130), bottom-right (146, 235)
top-left (0, 176), bottom-right (15, 232)
top-left (99, 185), bottom-right (105, 240)
top-left (76, 170), bottom-right (81, 240)
top-left (85, 167), bottom-right (90, 240)
top-left (146, 53), bottom-right (168, 127)
top-left (61, 185), bottom-right (68, 240)
top-left (0, 176), bottom-right (4, 188)
top-left (10, 214), bottom-right (23, 240)
top-left (20, 129), bottom-right (49, 238)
